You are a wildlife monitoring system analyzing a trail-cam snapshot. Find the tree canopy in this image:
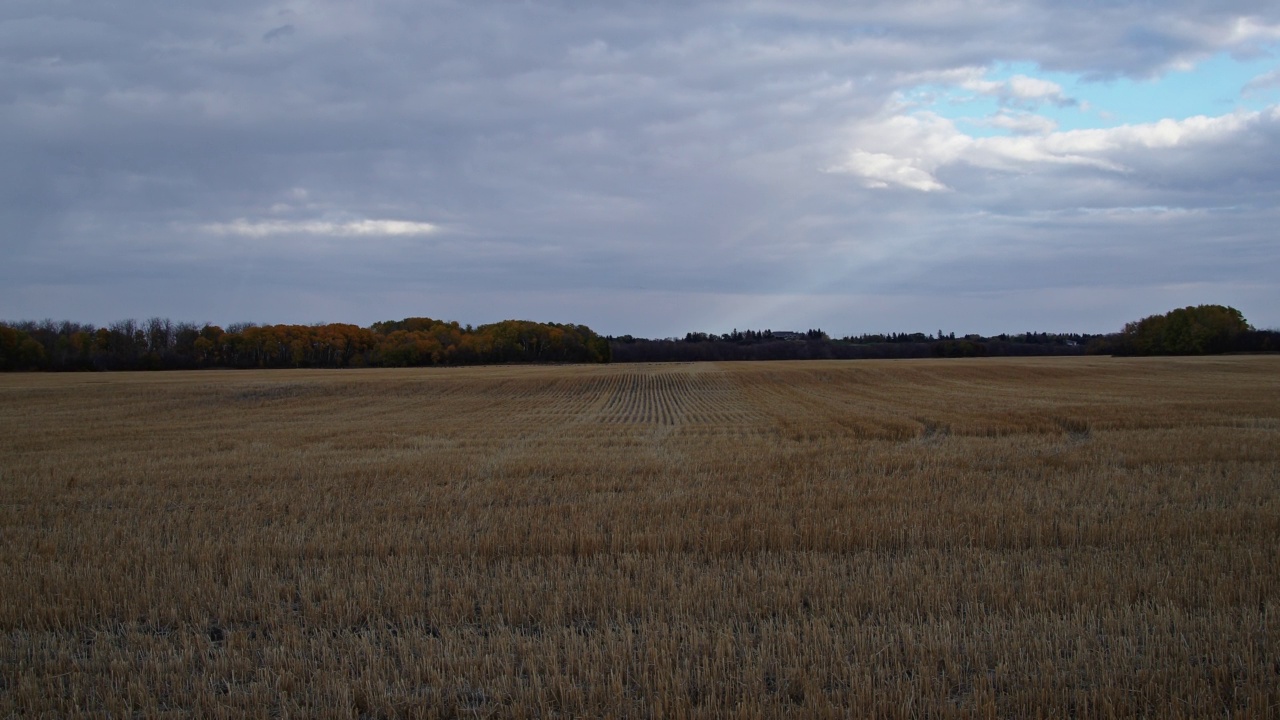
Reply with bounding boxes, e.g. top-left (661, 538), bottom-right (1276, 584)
top-left (1115, 305), bottom-right (1253, 355)
top-left (0, 318), bottom-right (610, 371)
